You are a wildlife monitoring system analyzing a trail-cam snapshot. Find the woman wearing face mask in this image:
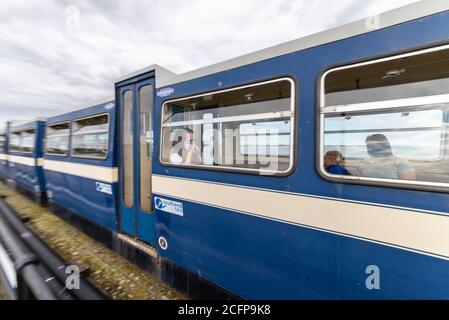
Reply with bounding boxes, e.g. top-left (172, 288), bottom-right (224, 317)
top-left (358, 134), bottom-right (416, 180)
top-left (183, 130), bottom-right (202, 165)
top-left (169, 128), bottom-right (202, 165)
